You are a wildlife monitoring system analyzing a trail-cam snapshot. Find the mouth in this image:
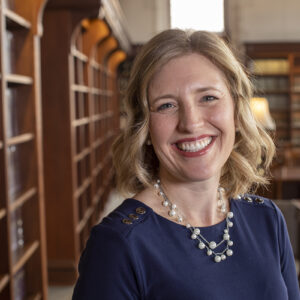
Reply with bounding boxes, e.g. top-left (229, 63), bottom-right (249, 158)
top-left (172, 135), bottom-right (215, 157)
top-left (175, 136), bottom-right (213, 152)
